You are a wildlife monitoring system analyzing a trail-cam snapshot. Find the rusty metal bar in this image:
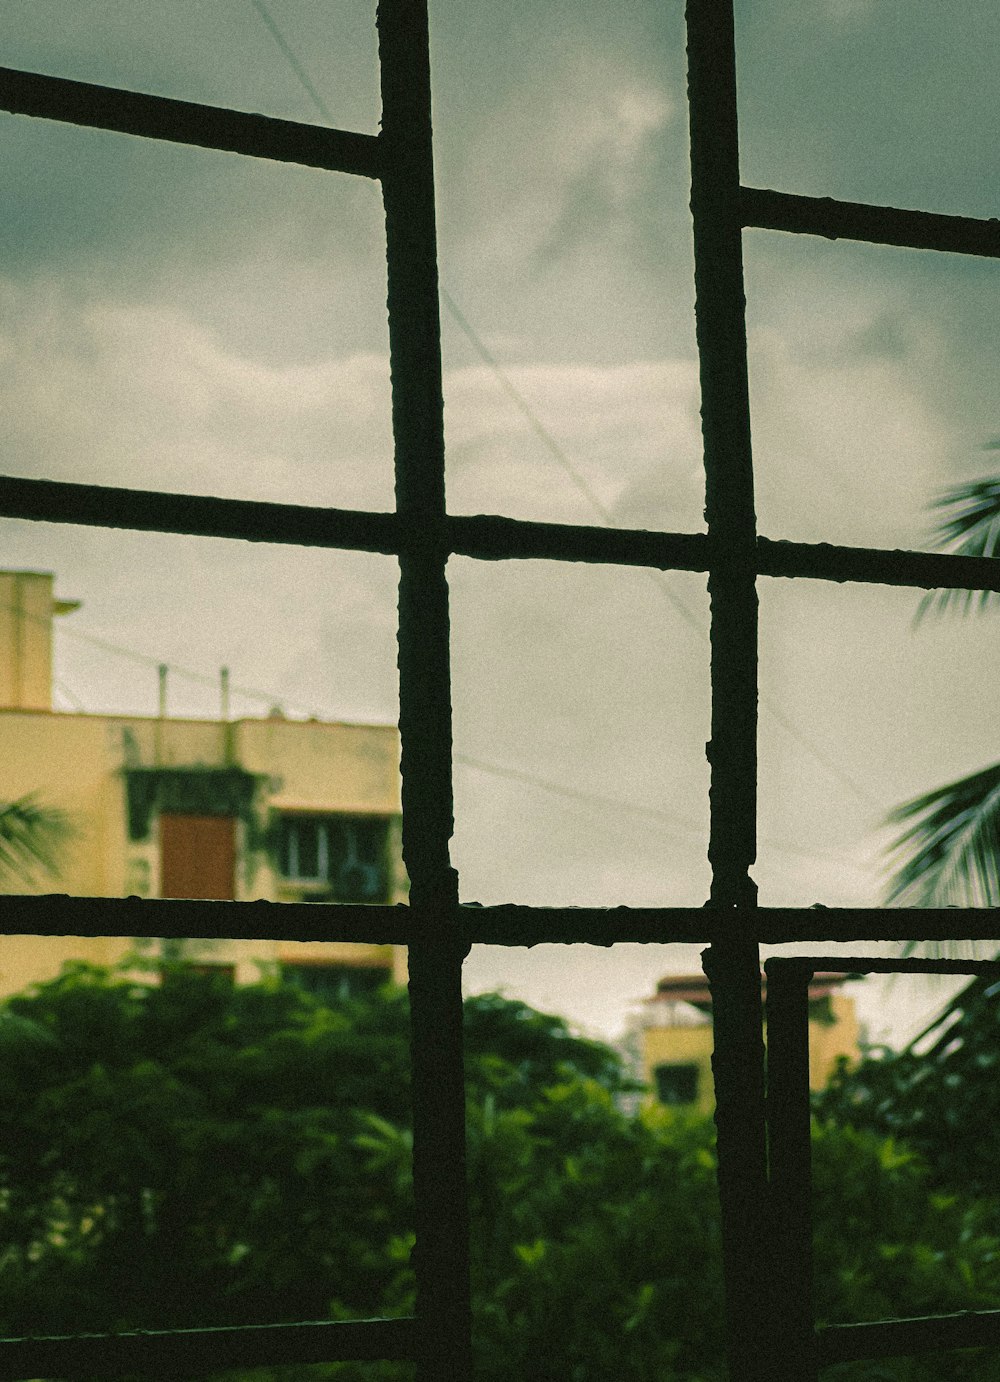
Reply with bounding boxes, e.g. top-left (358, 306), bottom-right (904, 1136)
top-left (687, 0), bottom-right (758, 913)
top-left (0, 473), bottom-right (400, 552)
top-left (818, 1308), bottom-right (1000, 1365)
top-left (0, 65), bottom-right (381, 177)
top-left (688, 0), bottom-right (771, 1377)
top-left (742, 185), bottom-right (1000, 259)
top-left (766, 956), bottom-right (1000, 978)
top-left (5, 896), bottom-right (1000, 948)
top-left (764, 962), bottom-right (817, 1381)
top-left (0, 473), bottom-right (707, 568)
top-left (7, 474), bottom-right (1000, 596)
top-left (756, 536), bottom-right (1000, 594)
top-left (446, 512), bottom-right (708, 570)
top-left (0, 894), bottom-right (414, 943)
top-left (703, 942), bottom-right (771, 1380)
top-left (463, 905), bottom-right (1000, 947)
top-left (0, 1317), bottom-right (416, 1381)
top-left (378, 1), bottom-right (472, 1378)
